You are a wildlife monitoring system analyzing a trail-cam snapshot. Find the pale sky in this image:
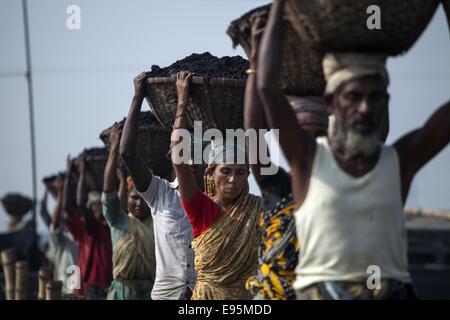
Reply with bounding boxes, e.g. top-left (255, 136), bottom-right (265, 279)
top-left (0, 0), bottom-right (449, 237)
